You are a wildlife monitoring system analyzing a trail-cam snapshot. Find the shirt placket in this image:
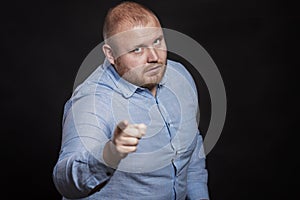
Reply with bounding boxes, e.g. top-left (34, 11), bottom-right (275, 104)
top-left (155, 87), bottom-right (180, 200)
